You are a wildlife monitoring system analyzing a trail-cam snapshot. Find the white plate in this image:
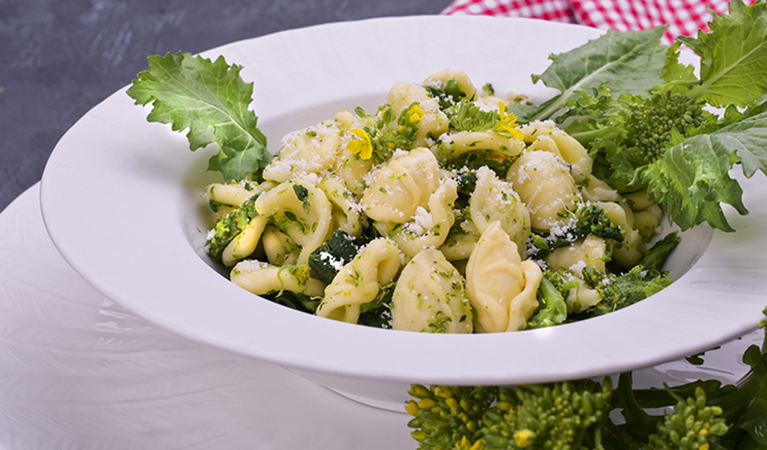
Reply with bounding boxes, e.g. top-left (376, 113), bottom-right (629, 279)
top-left (0, 185), bottom-right (760, 448)
top-left (0, 184), bottom-right (414, 450)
top-left (0, 186), bottom-right (763, 450)
top-left (39, 16), bottom-right (767, 402)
